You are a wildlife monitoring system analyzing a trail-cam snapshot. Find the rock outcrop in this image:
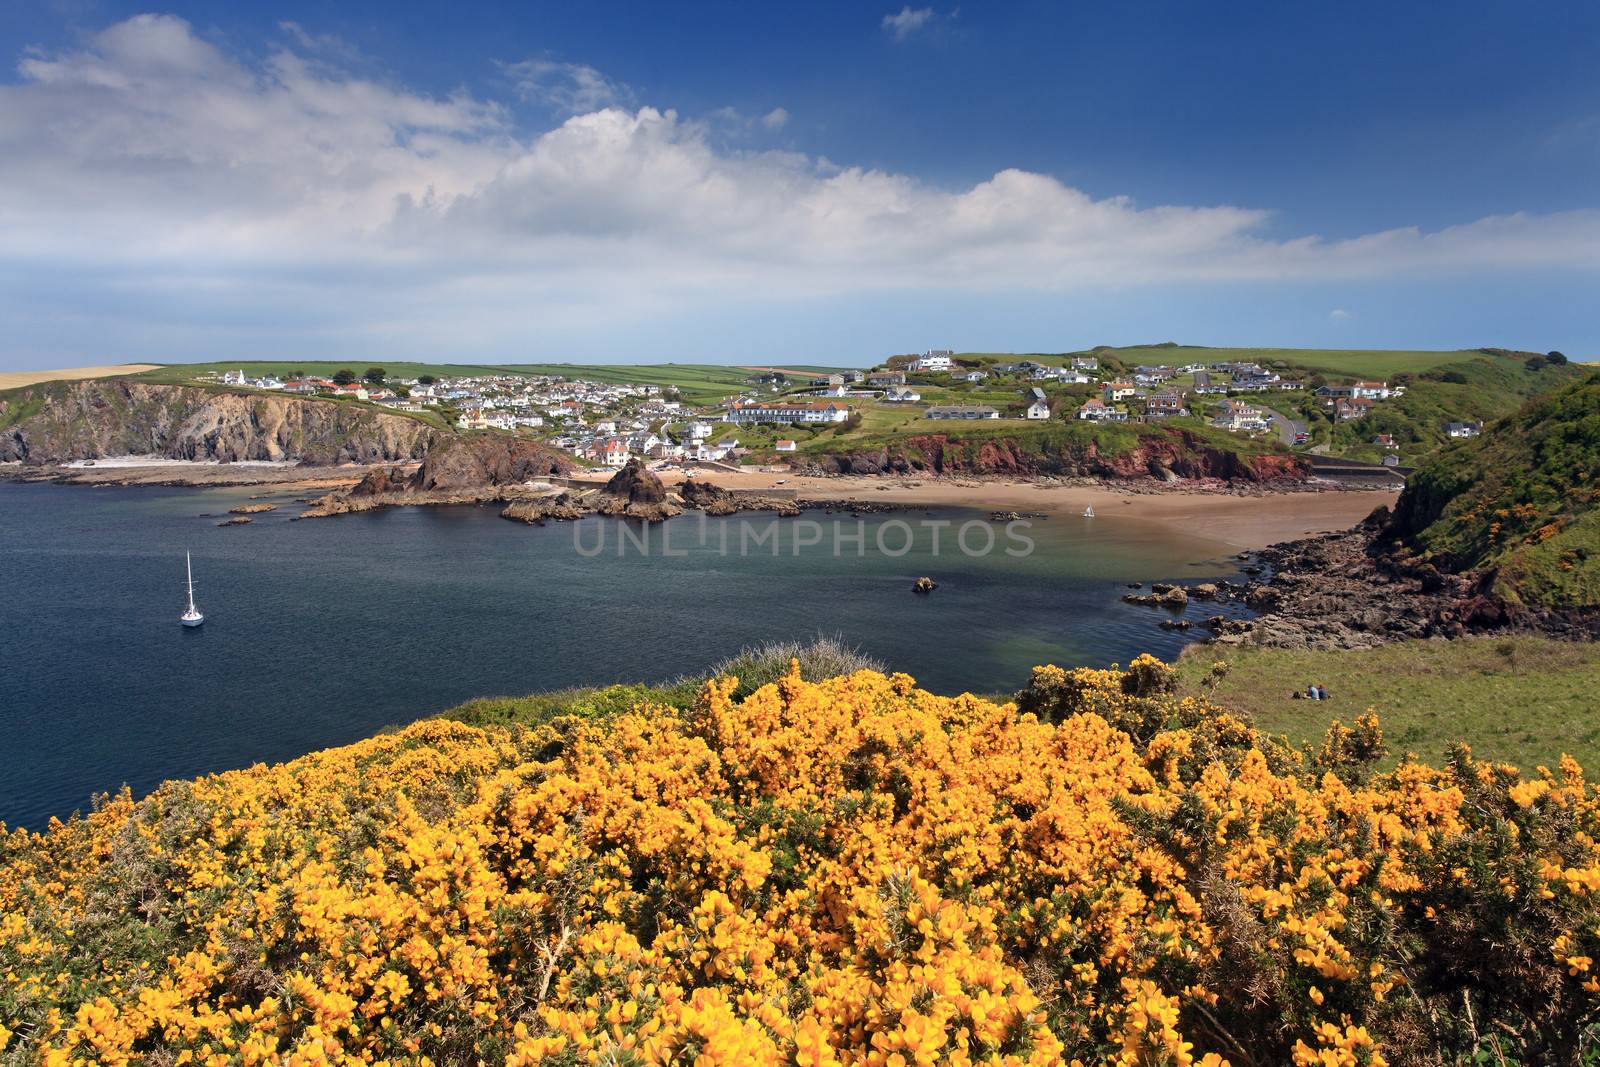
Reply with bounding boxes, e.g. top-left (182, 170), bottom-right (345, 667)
top-left (803, 427), bottom-right (1307, 484)
top-left (594, 460), bottom-right (681, 521)
top-left (0, 379), bottom-right (434, 465)
top-left (1184, 509), bottom-right (1600, 650)
top-left (408, 436), bottom-right (572, 492)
